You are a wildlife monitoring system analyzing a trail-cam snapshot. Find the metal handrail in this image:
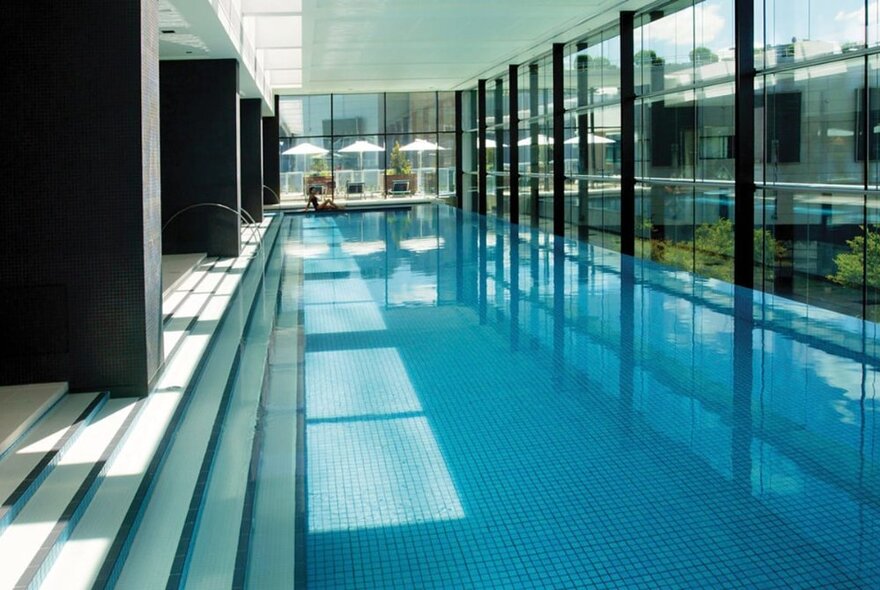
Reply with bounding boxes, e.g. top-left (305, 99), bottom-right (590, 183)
top-left (162, 202), bottom-right (262, 253)
top-left (262, 185), bottom-right (281, 204)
